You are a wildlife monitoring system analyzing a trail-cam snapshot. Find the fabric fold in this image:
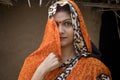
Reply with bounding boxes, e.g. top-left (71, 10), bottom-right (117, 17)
top-left (18, 18), bottom-right (61, 80)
